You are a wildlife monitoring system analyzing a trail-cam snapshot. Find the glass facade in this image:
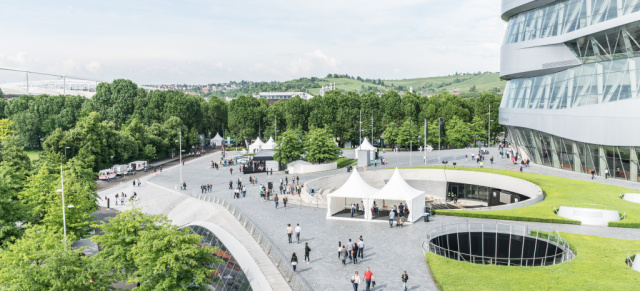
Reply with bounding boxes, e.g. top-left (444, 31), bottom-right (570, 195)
top-left (446, 182), bottom-right (528, 205)
top-left (504, 0), bottom-right (640, 44)
top-left (507, 126), bottom-right (640, 181)
top-left (188, 225), bottom-right (253, 291)
top-left (566, 21), bottom-right (640, 63)
top-left (501, 54), bottom-right (640, 110)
